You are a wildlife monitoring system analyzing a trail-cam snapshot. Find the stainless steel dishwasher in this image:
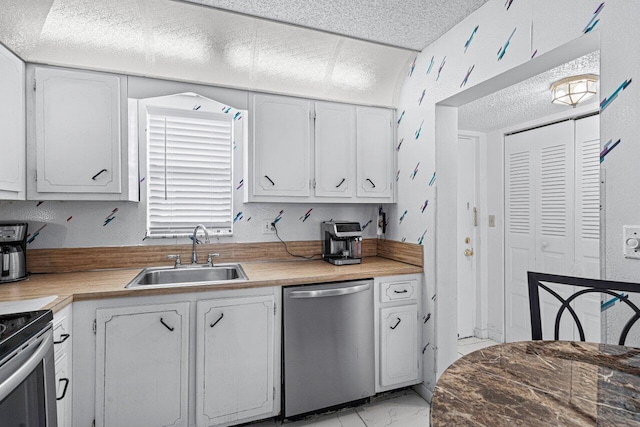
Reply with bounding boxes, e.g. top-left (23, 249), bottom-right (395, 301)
top-left (283, 280), bottom-right (374, 418)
